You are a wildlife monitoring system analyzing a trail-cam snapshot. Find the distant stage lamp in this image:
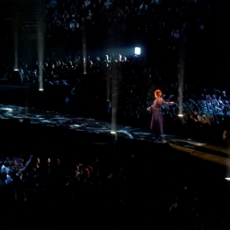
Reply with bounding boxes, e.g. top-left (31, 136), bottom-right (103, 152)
top-left (135, 47), bottom-right (141, 55)
top-left (110, 131), bottom-right (117, 140)
top-left (110, 131), bottom-right (118, 150)
top-left (178, 114), bottom-right (184, 117)
top-left (12, 69), bottom-right (22, 83)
